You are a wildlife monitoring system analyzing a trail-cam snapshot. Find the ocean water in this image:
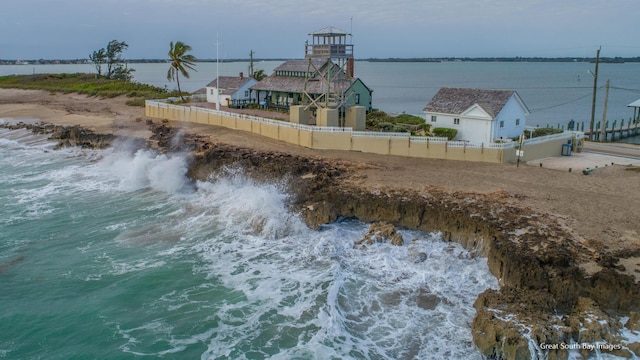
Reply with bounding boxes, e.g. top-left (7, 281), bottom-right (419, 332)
top-left (0, 122), bottom-right (498, 359)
